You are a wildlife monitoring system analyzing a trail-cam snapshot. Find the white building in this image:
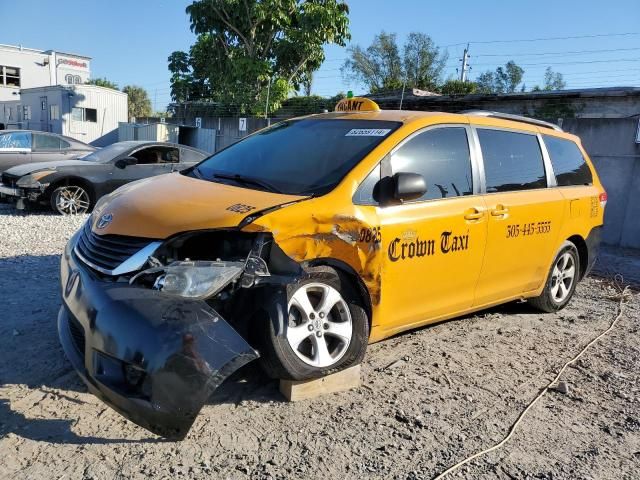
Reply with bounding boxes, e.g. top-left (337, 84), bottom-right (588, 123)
top-left (0, 44), bottom-right (91, 102)
top-left (0, 84), bottom-right (127, 146)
